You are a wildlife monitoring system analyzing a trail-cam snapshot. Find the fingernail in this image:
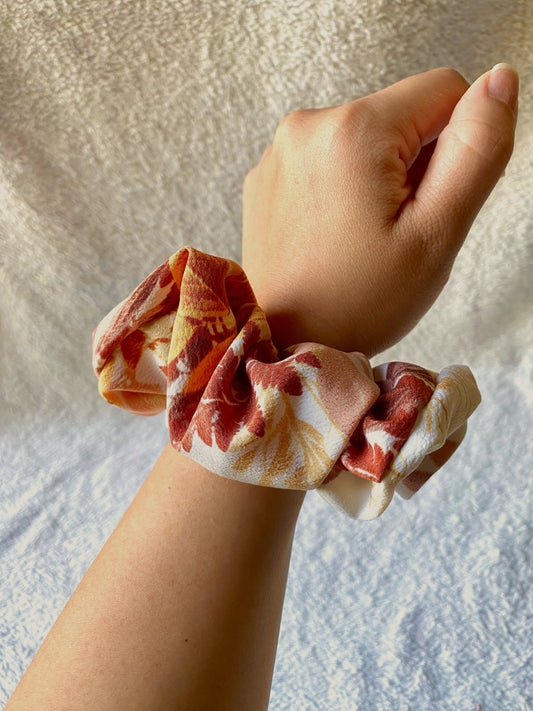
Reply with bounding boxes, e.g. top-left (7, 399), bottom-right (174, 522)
top-left (487, 63), bottom-right (519, 110)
